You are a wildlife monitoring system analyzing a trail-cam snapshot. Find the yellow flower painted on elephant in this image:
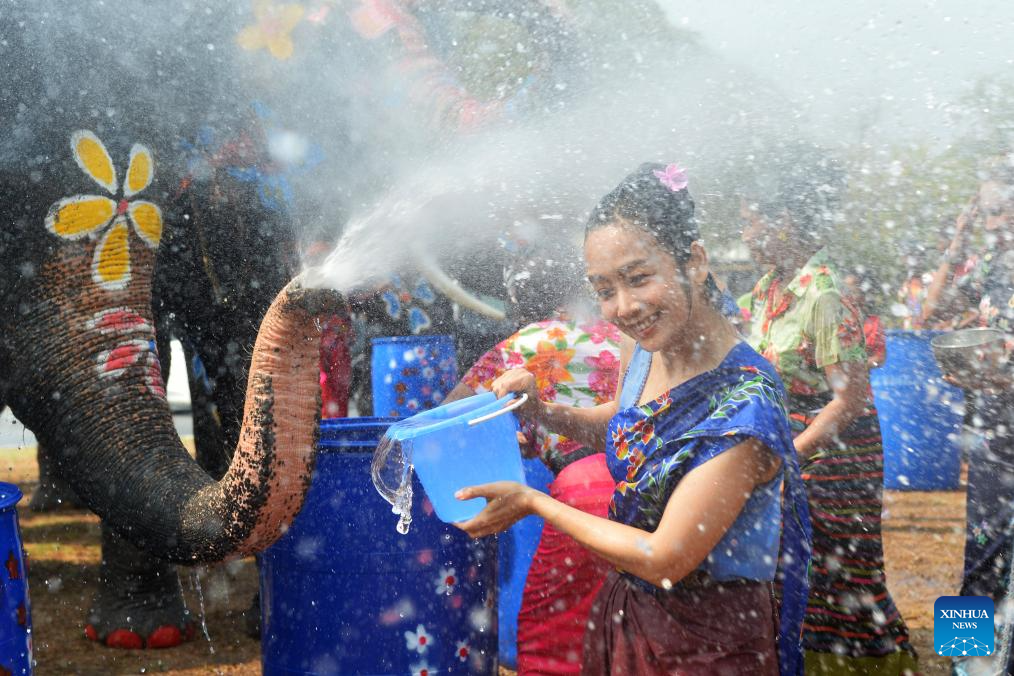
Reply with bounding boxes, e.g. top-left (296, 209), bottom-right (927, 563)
top-left (236, 0), bottom-right (305, 60)
top-left (45, 131), bottom-right (163, 291)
